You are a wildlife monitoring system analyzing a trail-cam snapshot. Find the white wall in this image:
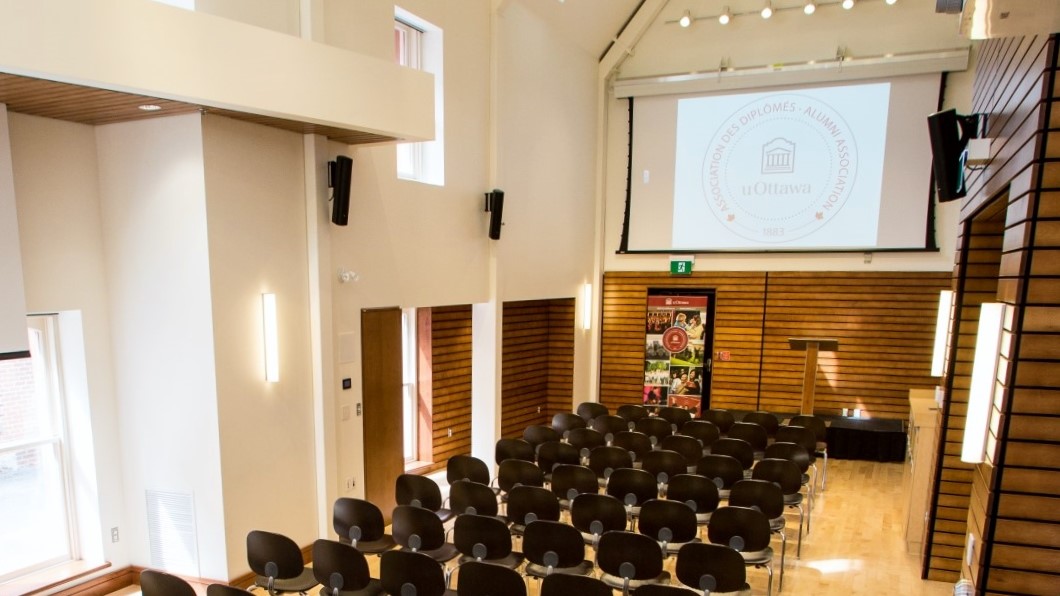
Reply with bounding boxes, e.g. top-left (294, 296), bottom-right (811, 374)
top-left (0, 107), bottom-right (29, 356)
top-left (95, 114), bottom-right (228, 580)
top-left (201, 115), bottom-right (317, 576)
